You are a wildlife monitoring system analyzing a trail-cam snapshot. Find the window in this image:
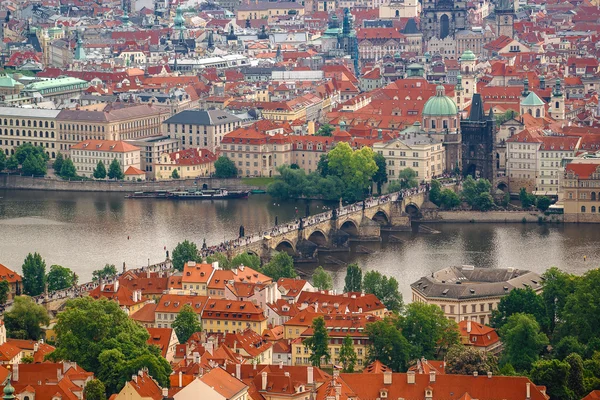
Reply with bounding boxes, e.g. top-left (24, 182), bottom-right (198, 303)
top-left (581, 206), bottom-right (586, 213)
